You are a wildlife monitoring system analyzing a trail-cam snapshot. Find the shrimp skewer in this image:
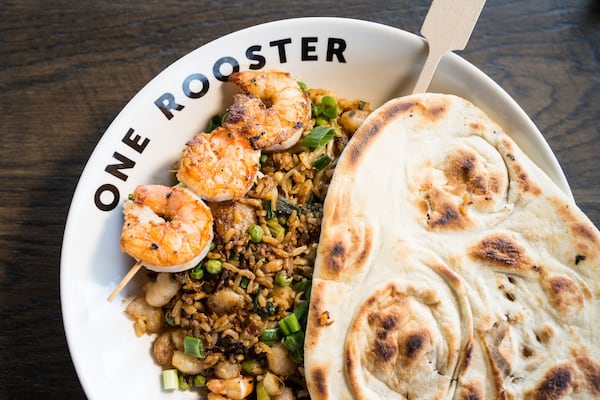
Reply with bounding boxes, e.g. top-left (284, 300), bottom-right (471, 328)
top-left (225, 70), bottom-right (311, 152)
top-left (177, 126), bottom-right (261, 202)
top-left (120, 184), bottom-right (213, 271)
top-left (108, 184), bottom-right (213, 301)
